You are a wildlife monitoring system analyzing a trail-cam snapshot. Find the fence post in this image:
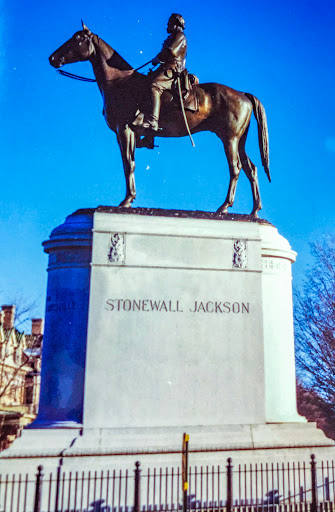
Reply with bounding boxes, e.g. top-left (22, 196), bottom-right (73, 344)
top-left (34, 465), bottom-right (44, 512)
top-left (310, 454), bottom-right (318, 512)
top-left (226, 458), bottom-right (233, 512)
top-left (134, 461), bottom-right (141, 512)
top-left (299, 486), bottom-right (304, 503)
top-left (54, 462), bottom-right (62, 512)
top-left (325, 477), bottom-right (330, 502)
